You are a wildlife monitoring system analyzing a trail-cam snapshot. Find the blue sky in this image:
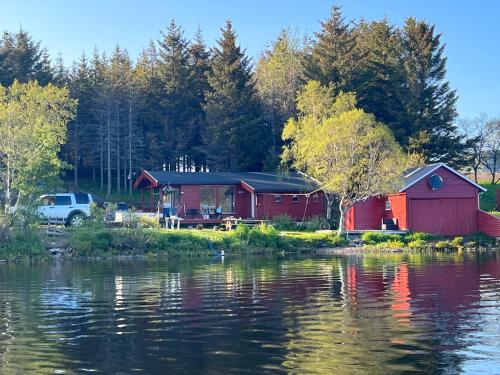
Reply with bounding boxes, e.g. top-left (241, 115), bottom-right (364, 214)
top-left (1, 0), bottom-right (498, 119)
